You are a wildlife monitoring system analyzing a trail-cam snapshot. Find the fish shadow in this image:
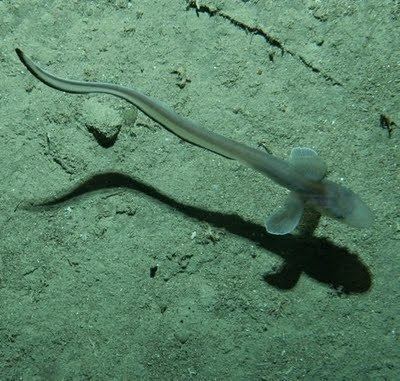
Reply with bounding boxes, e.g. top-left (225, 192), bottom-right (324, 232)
top-left (23, 172), bottom-right (372, 294)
